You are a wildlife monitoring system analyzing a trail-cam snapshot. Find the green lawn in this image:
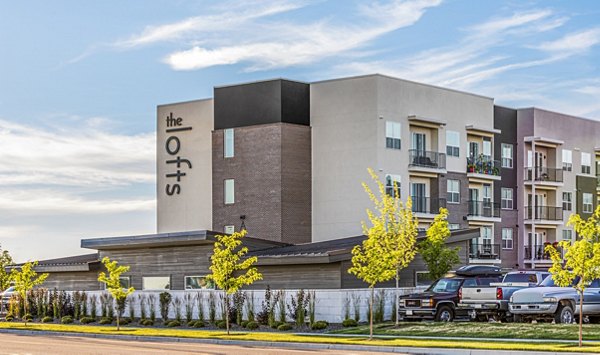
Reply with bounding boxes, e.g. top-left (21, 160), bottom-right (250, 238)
top-left (331, 321), bottom-right (600, 341)
top-left (1, 322), bottom-right (600, 353)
